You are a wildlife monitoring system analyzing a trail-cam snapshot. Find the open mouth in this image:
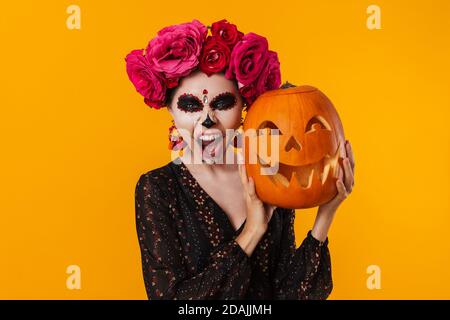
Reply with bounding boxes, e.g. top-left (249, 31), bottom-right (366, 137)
top-left (257, 142), bottom-right (341, 189)
top-left (196, 133), bottom-right (223, 156)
